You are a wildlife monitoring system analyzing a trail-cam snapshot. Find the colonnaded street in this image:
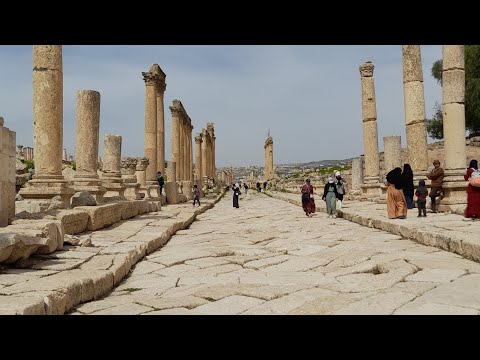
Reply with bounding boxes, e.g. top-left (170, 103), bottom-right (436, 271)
top-left (72, 191), bottom-right (480, 315)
